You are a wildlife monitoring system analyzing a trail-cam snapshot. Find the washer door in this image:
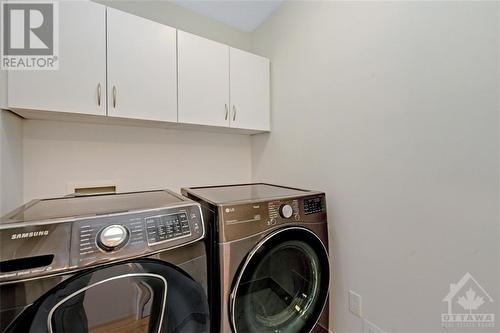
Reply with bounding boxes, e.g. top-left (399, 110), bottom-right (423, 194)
top-left (230, 227), bottom-right (330, 333)
top-left (5, 259), bottom-right (209, 333)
